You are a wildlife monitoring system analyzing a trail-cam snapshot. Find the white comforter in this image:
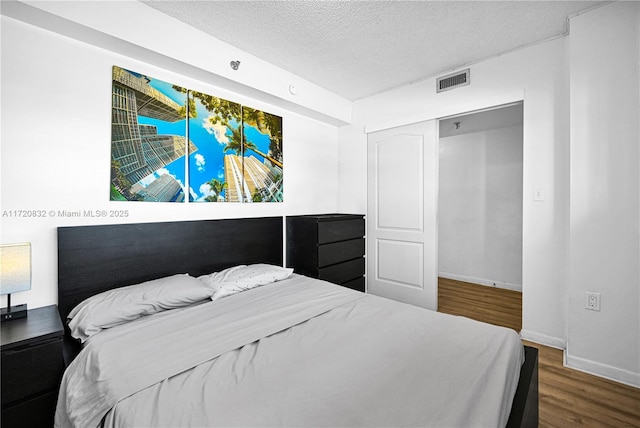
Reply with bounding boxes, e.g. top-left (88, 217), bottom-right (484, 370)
top-left (56, 275), bottom-right (524, 428)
